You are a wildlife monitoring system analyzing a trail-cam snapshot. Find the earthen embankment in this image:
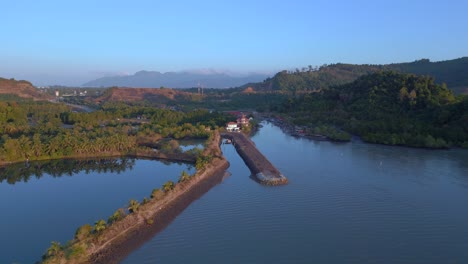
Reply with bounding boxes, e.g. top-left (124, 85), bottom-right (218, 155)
top-left (221, 132), bottom-right (287, 185)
